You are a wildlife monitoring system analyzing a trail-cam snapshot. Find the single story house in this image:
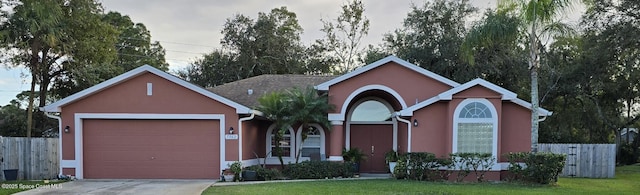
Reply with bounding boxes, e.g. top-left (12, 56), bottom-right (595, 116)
top-left (41, 56), bottom-right (551, 180)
